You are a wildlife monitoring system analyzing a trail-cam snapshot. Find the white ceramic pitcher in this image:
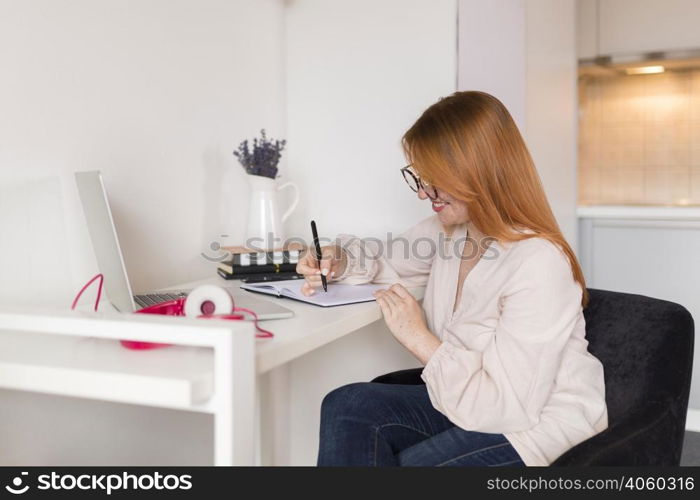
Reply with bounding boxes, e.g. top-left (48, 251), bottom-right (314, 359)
top-left (245, 174), bottom-right (300, 249)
